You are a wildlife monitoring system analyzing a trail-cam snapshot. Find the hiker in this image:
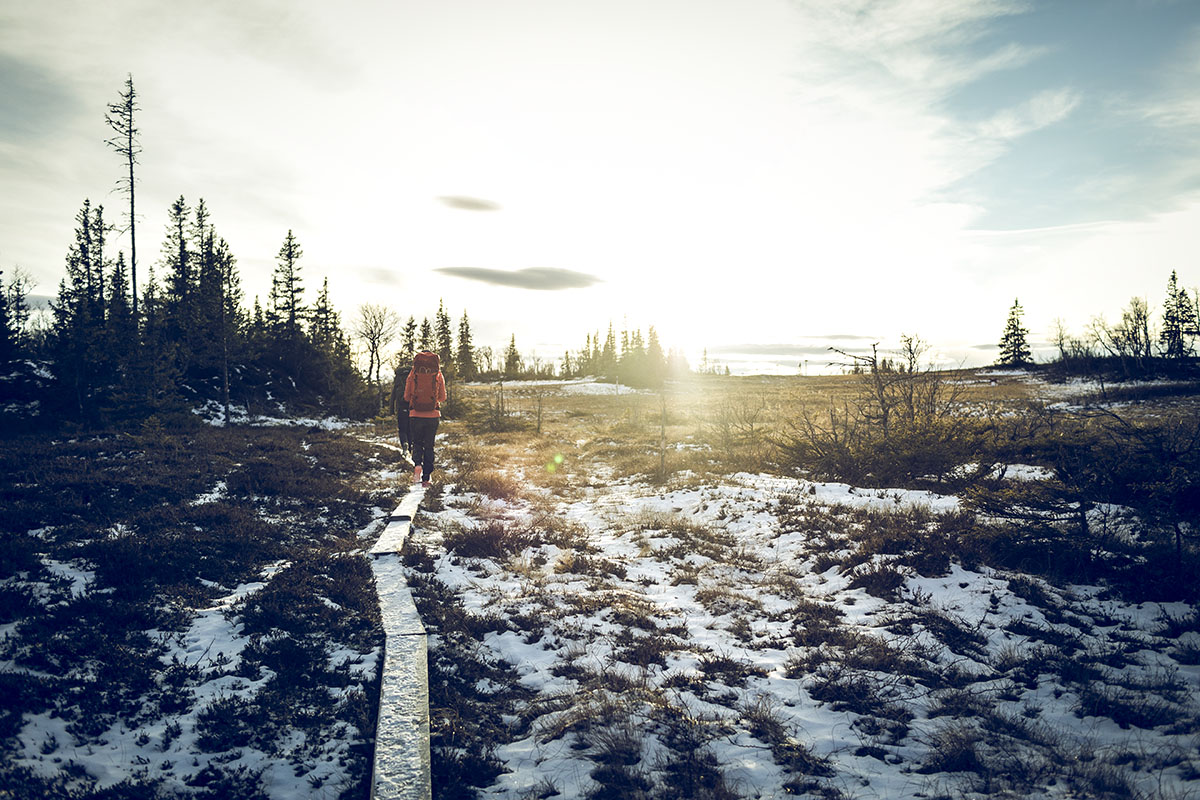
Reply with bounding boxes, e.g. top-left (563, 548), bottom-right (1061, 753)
top-left (404, 350), bottom-right (446, 487)
top-left (390, 362), bottom-right (412, 455)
